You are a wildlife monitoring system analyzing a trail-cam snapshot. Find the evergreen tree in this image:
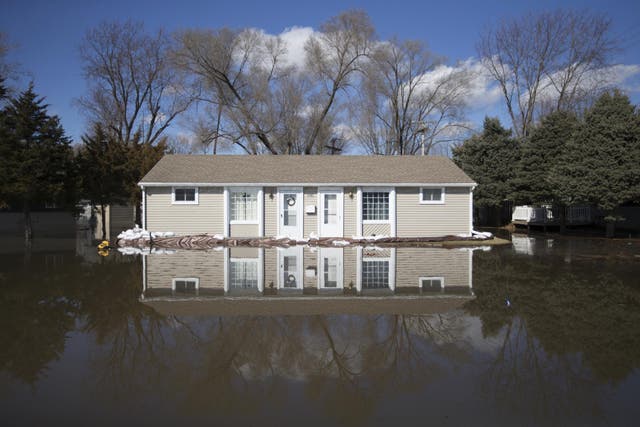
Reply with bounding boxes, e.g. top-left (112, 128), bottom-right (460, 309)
top-left (512, 111), bottom-right (579, 205)
top-left (77, 123), bottom-right (130, 240)
top-left (553, 90), bottom-right (640, 236)
top-left (452, 117), bottom-right (520, 208)
top-left (0, 84), bottom-right (75, 242)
